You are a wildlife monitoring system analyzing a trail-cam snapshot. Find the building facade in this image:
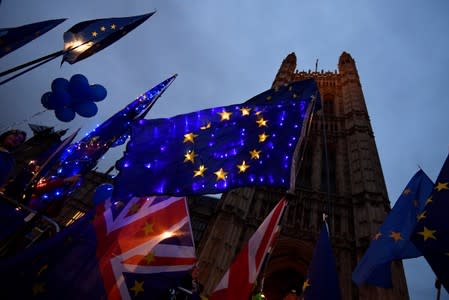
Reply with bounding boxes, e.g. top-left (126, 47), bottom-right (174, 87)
top-left (196, 52), bottom-right (409, 299)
